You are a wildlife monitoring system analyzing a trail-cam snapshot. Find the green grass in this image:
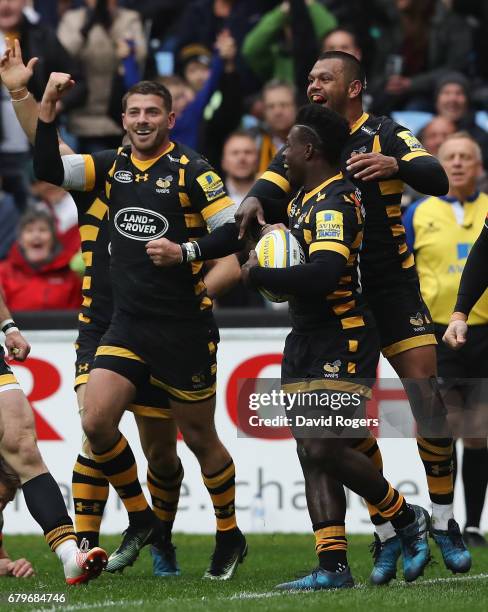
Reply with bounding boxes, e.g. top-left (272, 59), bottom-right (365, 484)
top-left (0, 534), bottom-right (487, 611)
